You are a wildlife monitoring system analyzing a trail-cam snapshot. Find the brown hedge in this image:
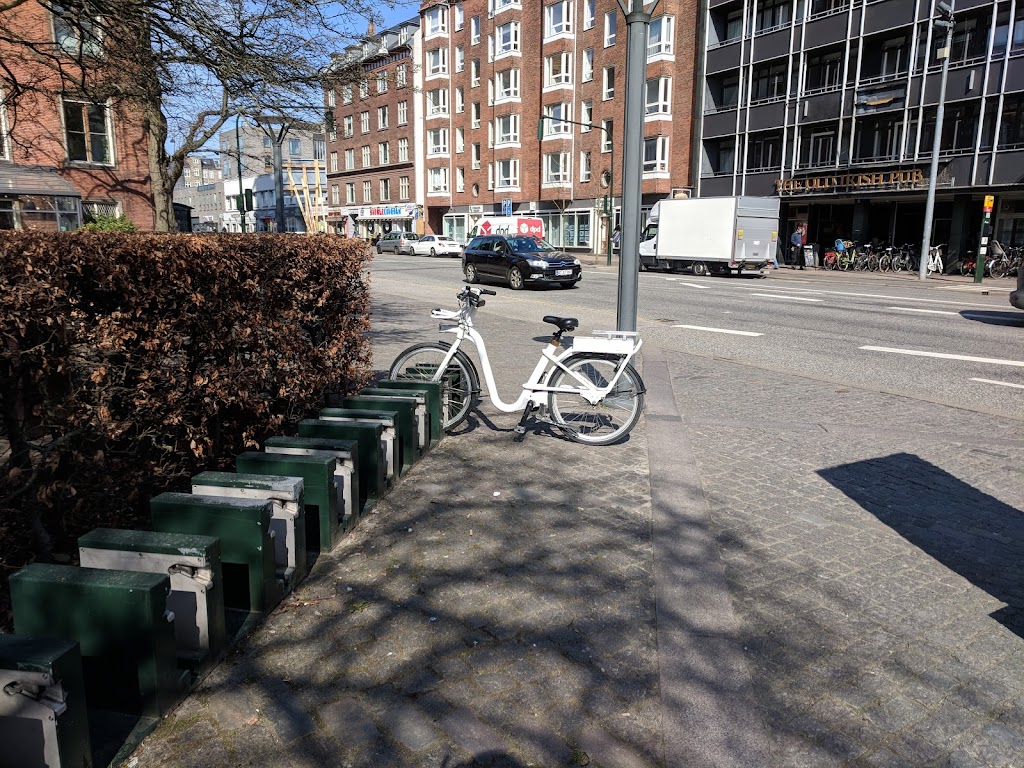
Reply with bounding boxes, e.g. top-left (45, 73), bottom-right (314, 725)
top-left (0, 232), bottom-right (373, 630)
